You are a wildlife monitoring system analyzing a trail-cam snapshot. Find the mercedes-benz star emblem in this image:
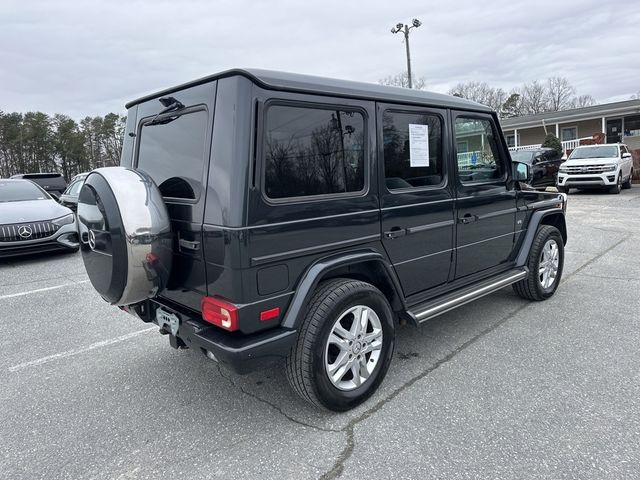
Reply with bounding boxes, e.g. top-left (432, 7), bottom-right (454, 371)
top-left (18, 225), bottom-right (32, 239)
top-left (88, 230), bottom-right (96, 250)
